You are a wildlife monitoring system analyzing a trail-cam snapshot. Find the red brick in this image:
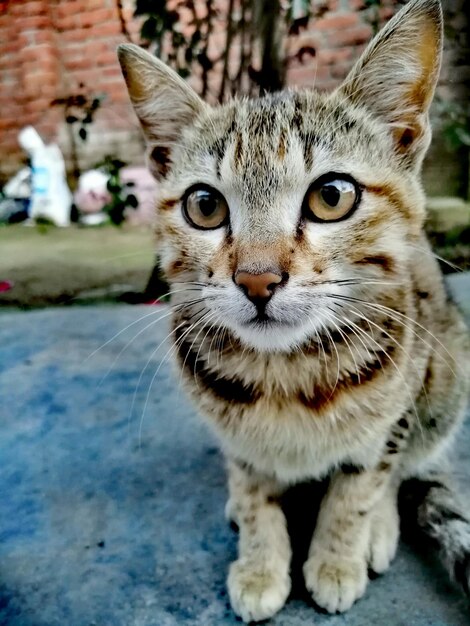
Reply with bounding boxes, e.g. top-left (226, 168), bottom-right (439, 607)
top-left (96, 51), bottom-right (119, 66)
top-left (89, 22), bottom-right (121, 37)
top-left (101, 66), bottom-right (123, 78)
top-left (79, 8), bottom-right (117, 29)
top-left (55, 14), bottom-right (80, 31)
top-left (348, 0), bottom-right (365, 9)
top-left (287, 64), bottom-right (329, 87)
top-left (64, 57), bottom-right (92, 71)
top-left (379, 6), bottom-right (395, 21)
top-left (33, 30), bottom-right (56, 45)
top-left (38, 56), bottom-right (60, 74)
top-left (0, 40), bottom-right (21, 55)
top-left (105, 85), bottom-right (130, 102)
top-left (20, 15), bottom-right (51, 30)
top-left (331, 62), bottom-right (353, 79)
top-left (56, 1), bottom-right (87, 18)
top-left (317, 47), bottom-right (353, 65)
top-left (330, 25), bottom-right (372, 47)
top-left (23, 43), bottom-right (57, 59)
top-left (0, 118), bottom-right (19, 131)
top-left (68, 69), bottom-right (101, 85)
top-left (86, 0), bottom-right (112, 8)
top-left (84, 40), bottom-right (110, 57)
top-left (23, 70), bottom-right (57, 88)
top-left (62, 29), bottom-right (91, 44)
top-left (315, 79), bottom-right (338, 92)
top-left (21, 1), bottom-right (49, 16)
top-left (315, 12), bottom-right (359, 31)
top-left (0, 53), bottom-right (18, 69)
top-left (24, 99), bottom-right (51, 115)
